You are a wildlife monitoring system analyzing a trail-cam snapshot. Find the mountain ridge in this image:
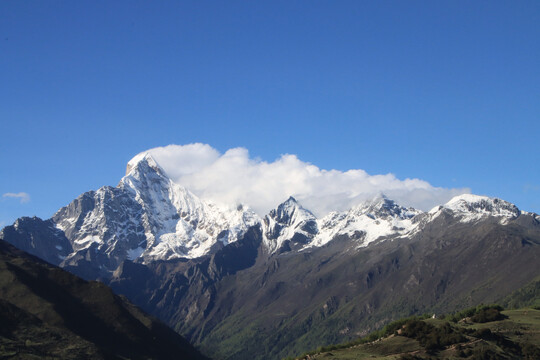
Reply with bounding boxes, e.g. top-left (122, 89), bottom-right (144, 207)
top-left (1, 155), bottom-right (533, 278)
